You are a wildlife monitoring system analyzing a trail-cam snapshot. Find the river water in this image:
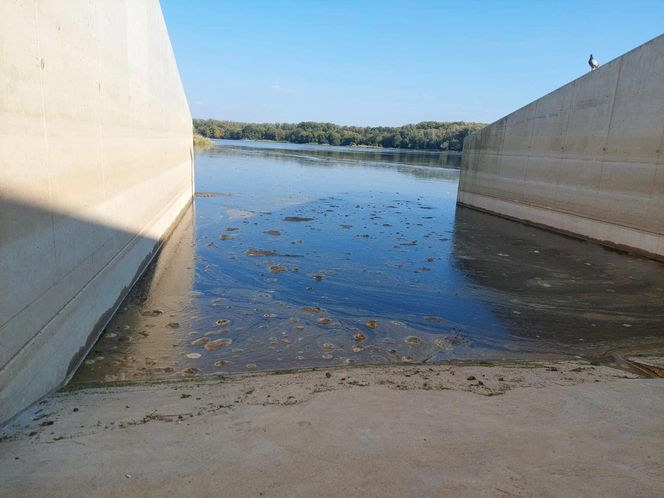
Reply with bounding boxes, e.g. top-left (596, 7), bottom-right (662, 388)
top-left (72, 140), bottom-right (664, 383)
